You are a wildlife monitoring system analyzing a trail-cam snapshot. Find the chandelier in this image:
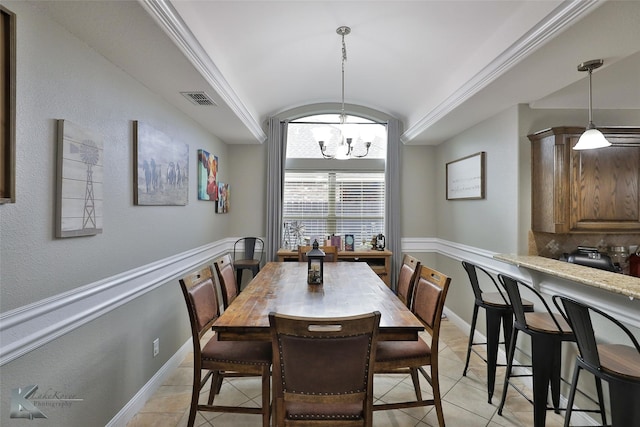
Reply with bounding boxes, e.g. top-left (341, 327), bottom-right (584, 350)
top-left (318, 26), bottom-right (371, 159)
